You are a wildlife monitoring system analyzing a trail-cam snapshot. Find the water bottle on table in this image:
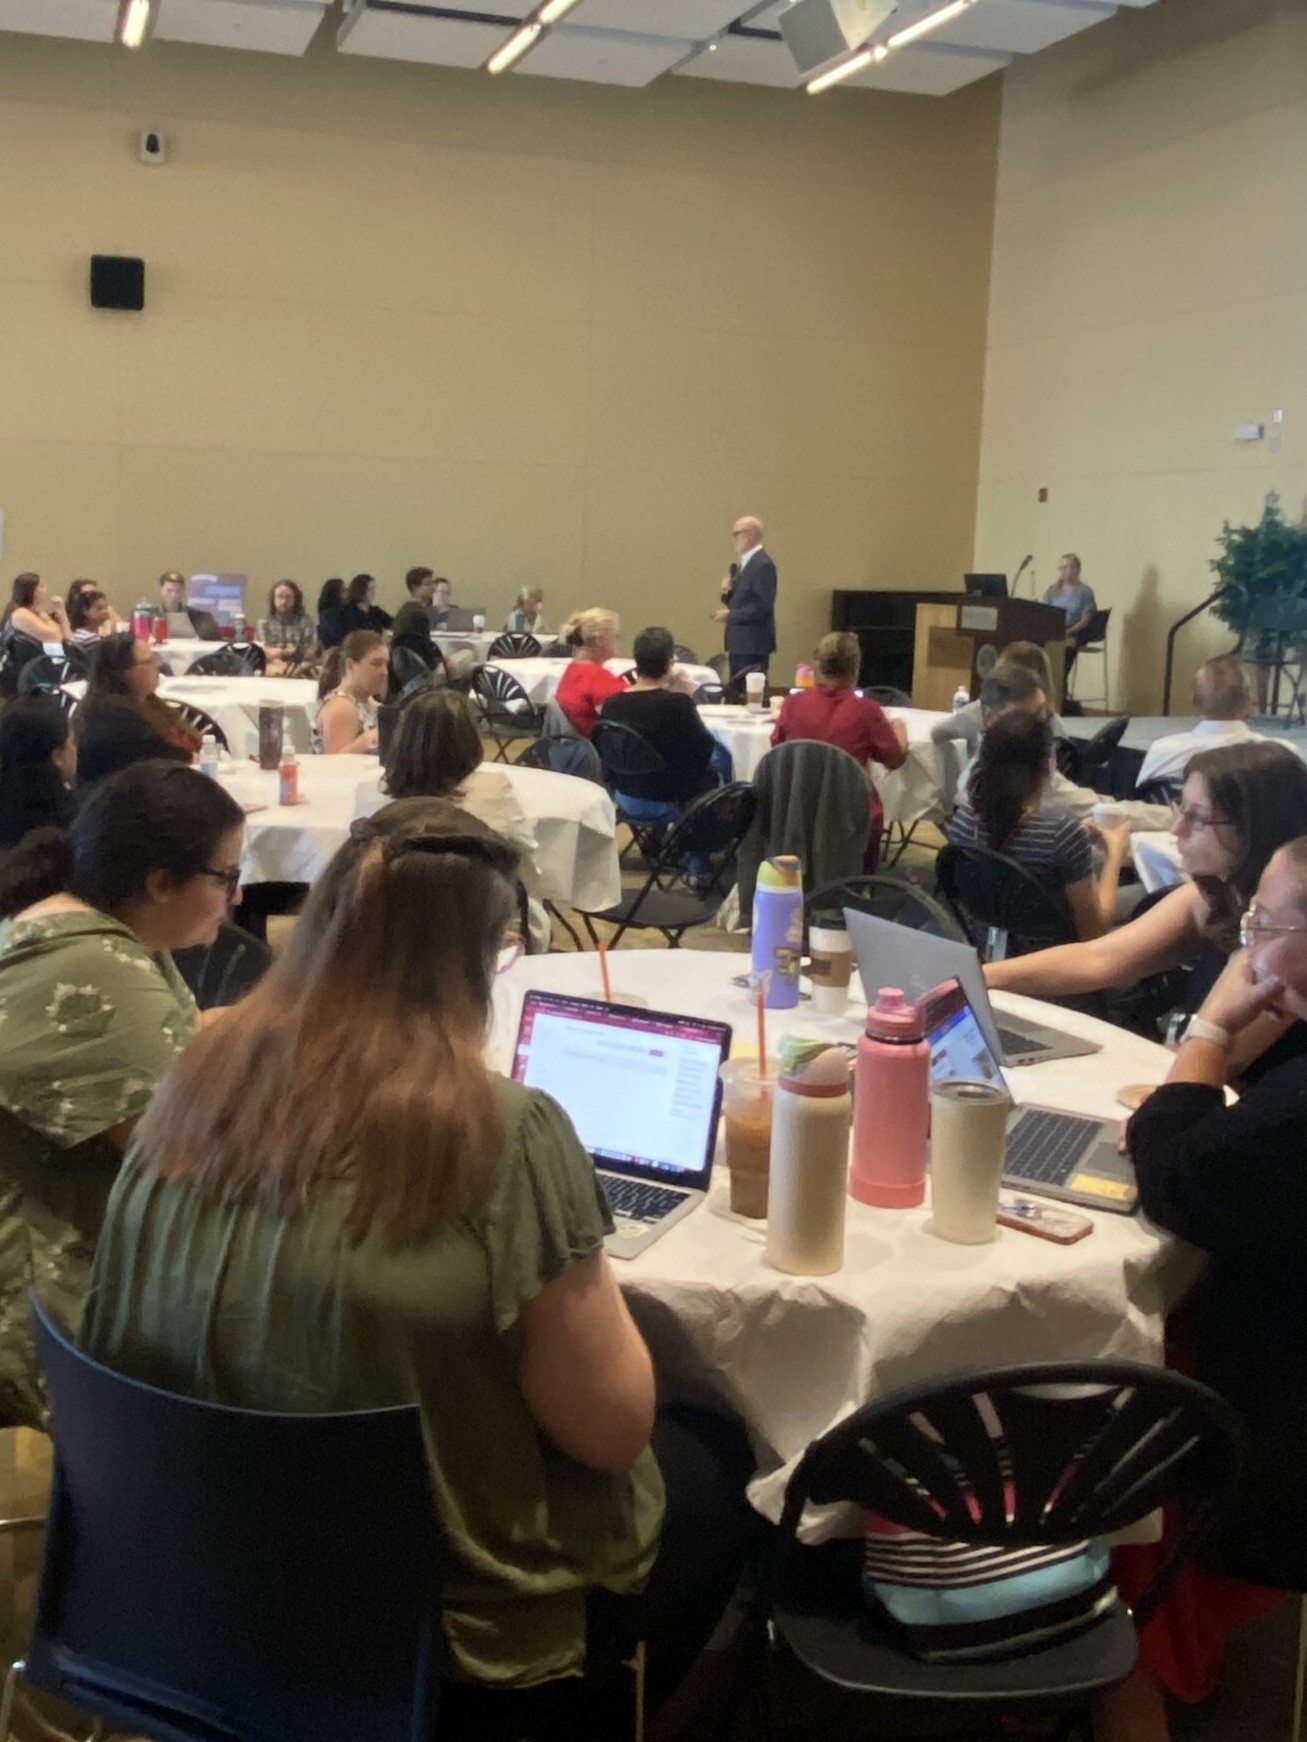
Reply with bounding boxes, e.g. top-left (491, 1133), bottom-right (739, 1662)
top-left (199, 733), bottom-right (219, 779)
top-left (751, 856), bottom-right (802, 1009)
top-left (850, 988), bottom-right (929, 1208)
top-left (767, 1037), bottom-right (851, 1275)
